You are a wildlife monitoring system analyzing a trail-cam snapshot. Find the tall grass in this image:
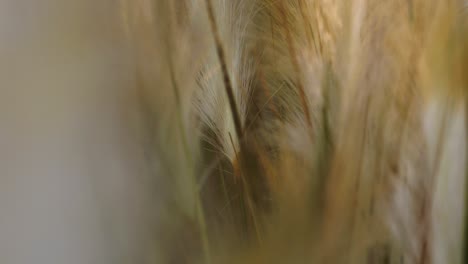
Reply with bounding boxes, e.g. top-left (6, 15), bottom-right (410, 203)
top-left (121, 0), bottom-right (468, 263)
